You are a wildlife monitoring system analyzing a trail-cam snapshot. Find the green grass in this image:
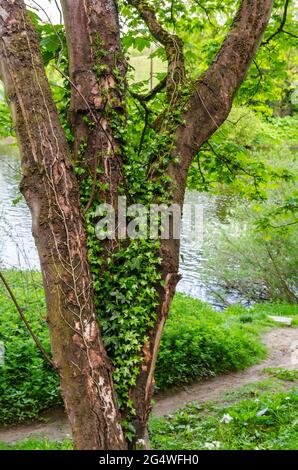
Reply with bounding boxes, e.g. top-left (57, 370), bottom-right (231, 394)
top-left (264, 367), bottom-right (298, 382)
top-left (0, 438), bottom-right (72, 451)
top-left (222, 378), bottom-right (287, 403)
top-left (150, 388), bottom-right (298, 450)
top-left (225, 302), bottom-right (298, 327)
top-left (1, 382), bottom-right (297, 450)
top-left (1, 270), bottom-right (297, 425)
